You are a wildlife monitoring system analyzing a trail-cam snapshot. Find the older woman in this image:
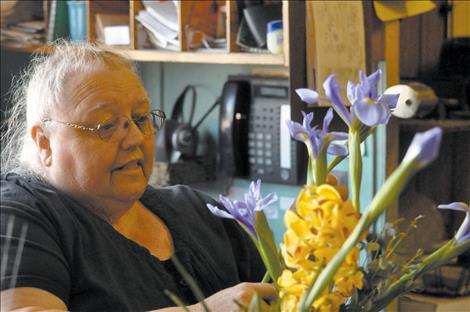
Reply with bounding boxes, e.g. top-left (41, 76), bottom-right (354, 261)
top-left (0, 41), bottom-right (274, 311)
